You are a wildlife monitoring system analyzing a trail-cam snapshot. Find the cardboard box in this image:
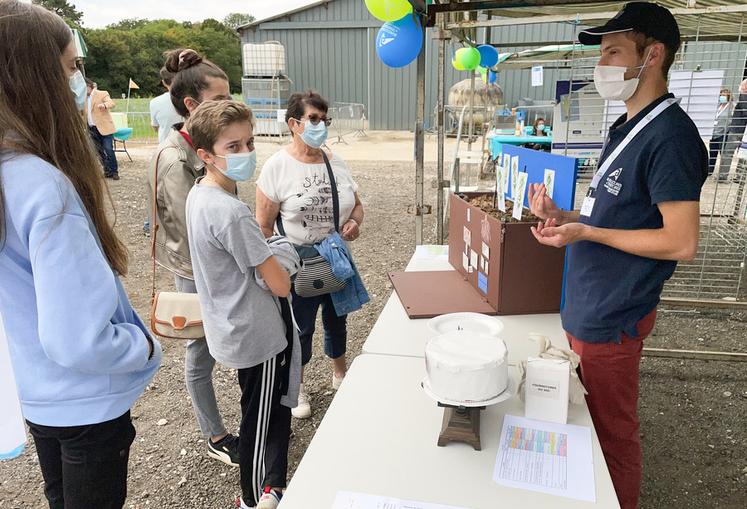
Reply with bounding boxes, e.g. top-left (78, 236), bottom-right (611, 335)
top-left (448, 192), bottom-right (566, 315)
